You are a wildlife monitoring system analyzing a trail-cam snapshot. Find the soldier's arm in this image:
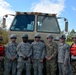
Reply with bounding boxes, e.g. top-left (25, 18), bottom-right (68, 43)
top-left (14, 43), bottom-right (18, 59)
top-left (45, 45), bottom-right (47, 57)
top-left (5, 43), bottom-right (12, 59)
top-left (49, 43), bottom-right (58, 59)
top-left (64, 44), bottom-right (70, 64)
top-left (41, 43), bottom-right (46, 59)
top-left (14, 52), bottom-right (18, 59)
top-left (16, 43), bottom-right (25, 58)
top-left (30, 43), bottom-right (33, 59)
top-left (27, 44), bottom-right (32, 57)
